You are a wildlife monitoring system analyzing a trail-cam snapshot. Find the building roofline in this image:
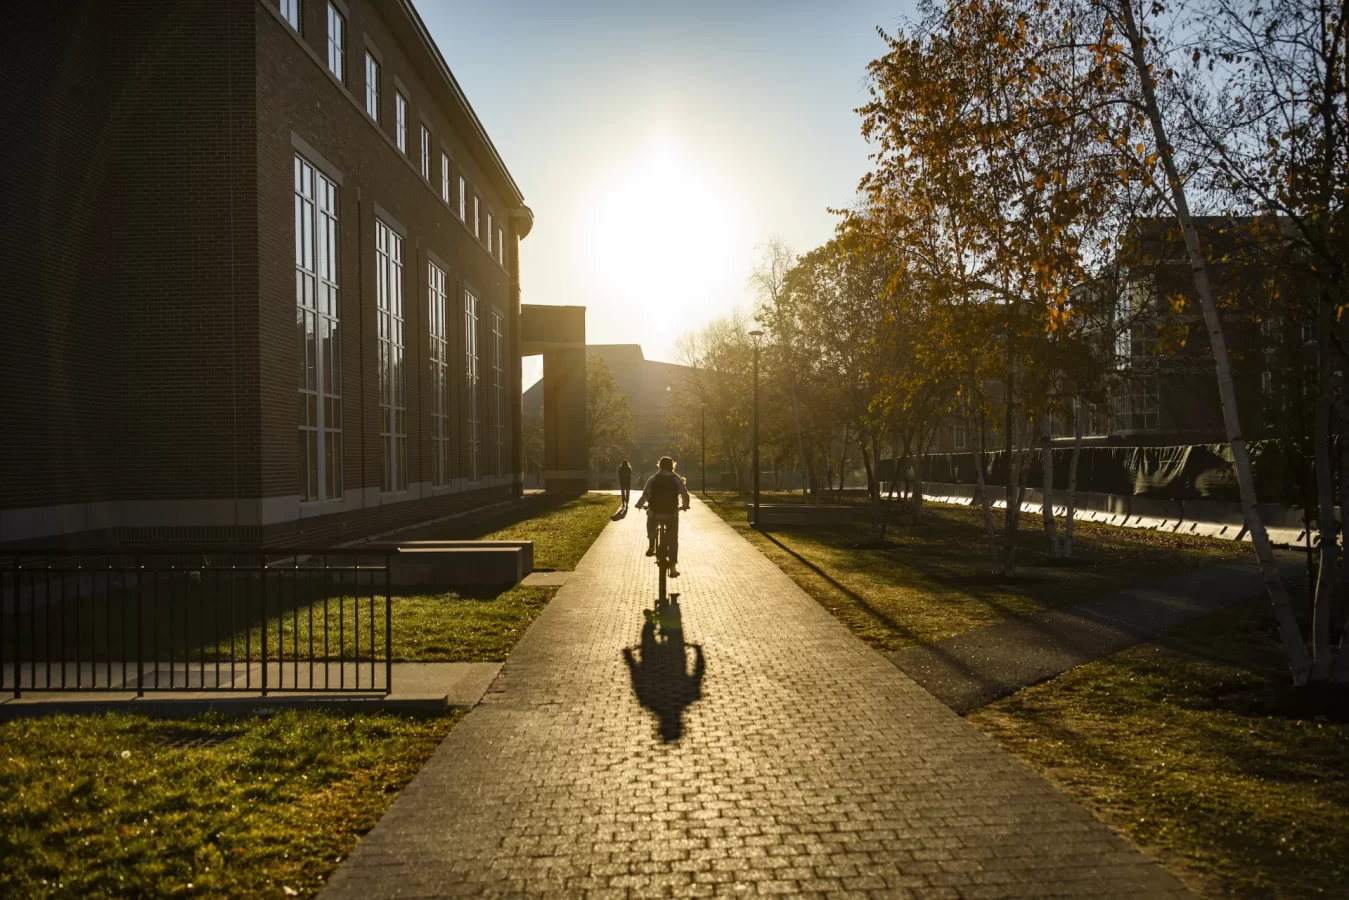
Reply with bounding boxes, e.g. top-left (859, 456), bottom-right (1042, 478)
top-left (396, 0), bottom-right (525, 209)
